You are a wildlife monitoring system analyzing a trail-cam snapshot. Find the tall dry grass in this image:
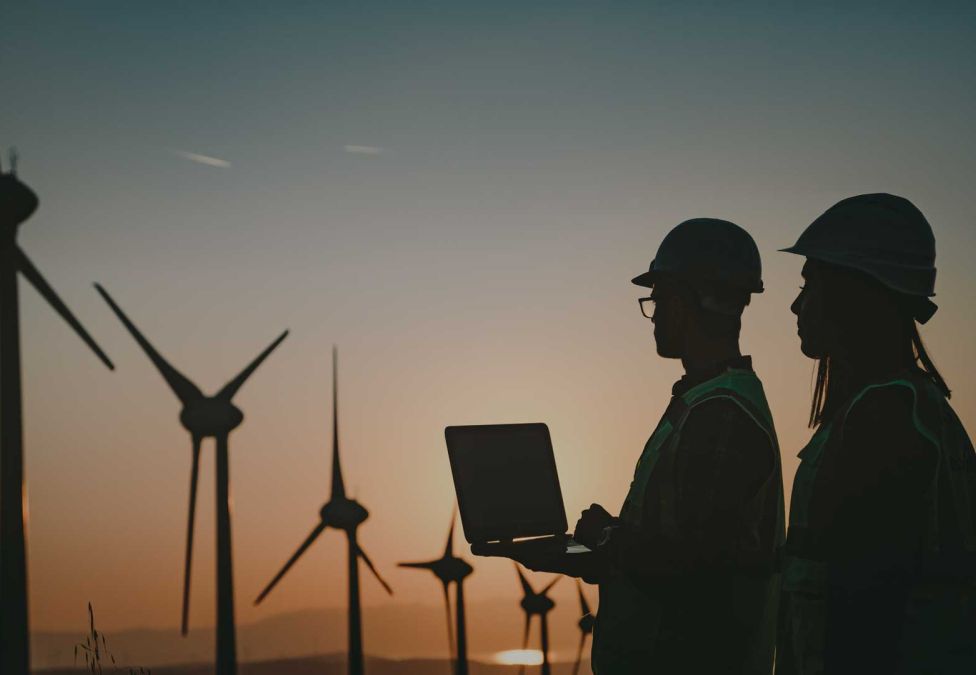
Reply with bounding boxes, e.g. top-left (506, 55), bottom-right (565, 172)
top-left (74, 602), bottom-right (151, 675)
